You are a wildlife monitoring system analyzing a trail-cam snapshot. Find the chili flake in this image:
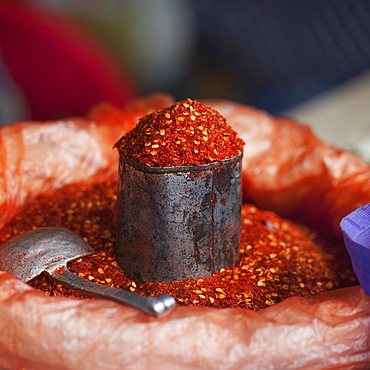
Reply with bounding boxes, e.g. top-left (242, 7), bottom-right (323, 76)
top-left (114, 99), bottom-right (244, 167)
top-left (0, 181), bottom-right (358, 310)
